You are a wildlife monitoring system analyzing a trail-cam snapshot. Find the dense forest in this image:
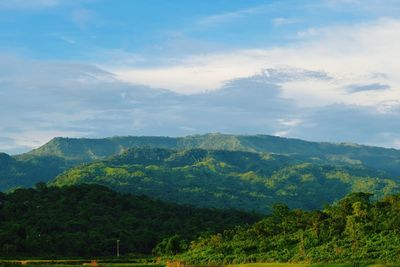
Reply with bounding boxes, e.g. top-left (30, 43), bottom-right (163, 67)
top-left (2, 184), bottom-right (400, 264)
top-left (52, 147), bottom-right (399, 213)
top-left (0, 184), bottom-right (259, 257)
top-left (178, 192), bottom-right (400, 265)
top-left (2, 133), bottom-right (400, 192)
